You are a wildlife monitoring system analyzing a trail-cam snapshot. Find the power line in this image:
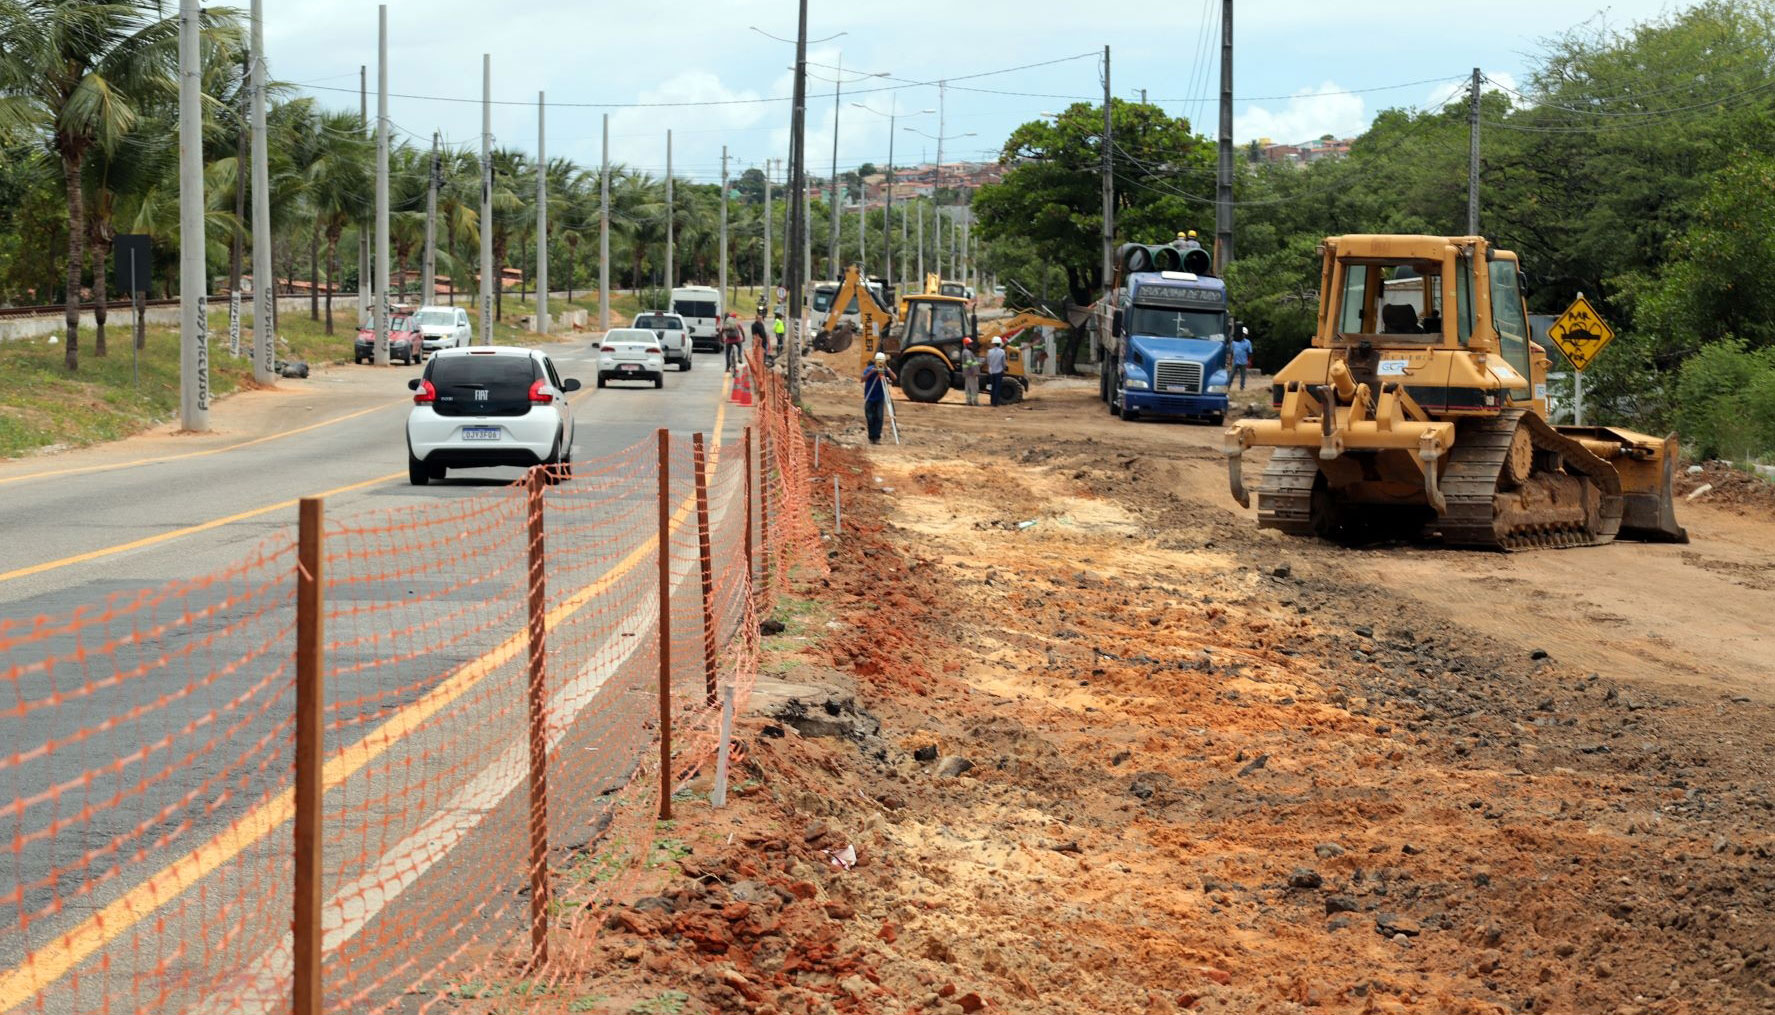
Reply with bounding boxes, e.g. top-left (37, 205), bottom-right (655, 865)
top-left (293, 51), bottom-right (1099, 111)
